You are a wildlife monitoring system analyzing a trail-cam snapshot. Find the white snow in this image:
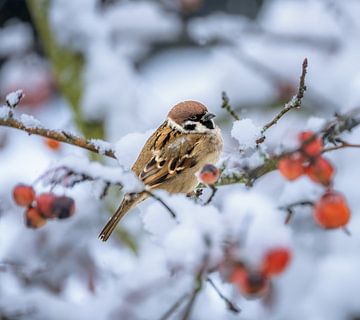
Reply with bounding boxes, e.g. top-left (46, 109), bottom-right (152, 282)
top-left (231, 118), bottom-right (262, 150)
top-left (0, 106), bottom-right (11, 118)
top-left (89, 139), bottom-right (113, 155)
top-left (19, 114), bottom-right (42, 128)
top-left (114, 129), bottom-right (154, 169)
top-left (5, 89), bottom-right (23, 107)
